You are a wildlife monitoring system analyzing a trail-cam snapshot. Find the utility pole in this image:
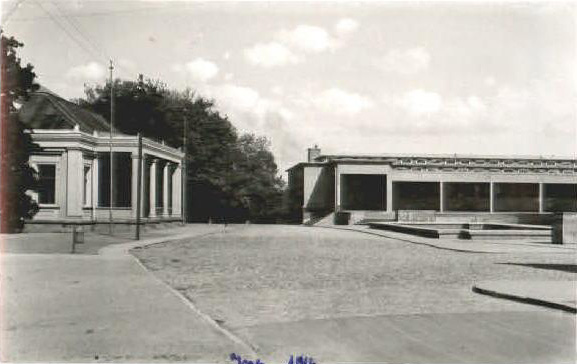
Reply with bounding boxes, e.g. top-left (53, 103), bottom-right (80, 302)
top-left (109, 60), bottom-right (114, 235)
top-left (135, 133), bottom-right (142, 240)
top-left (182, 109), bottom-right (188, 225)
